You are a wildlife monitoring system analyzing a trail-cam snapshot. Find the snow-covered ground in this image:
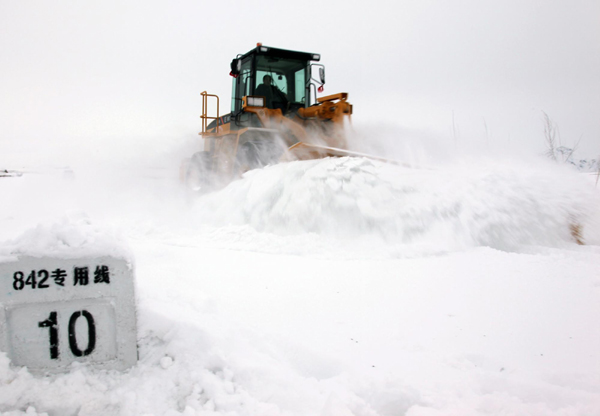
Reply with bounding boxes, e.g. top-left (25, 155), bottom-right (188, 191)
top-left (1, 148), bottom-right (599, 415)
